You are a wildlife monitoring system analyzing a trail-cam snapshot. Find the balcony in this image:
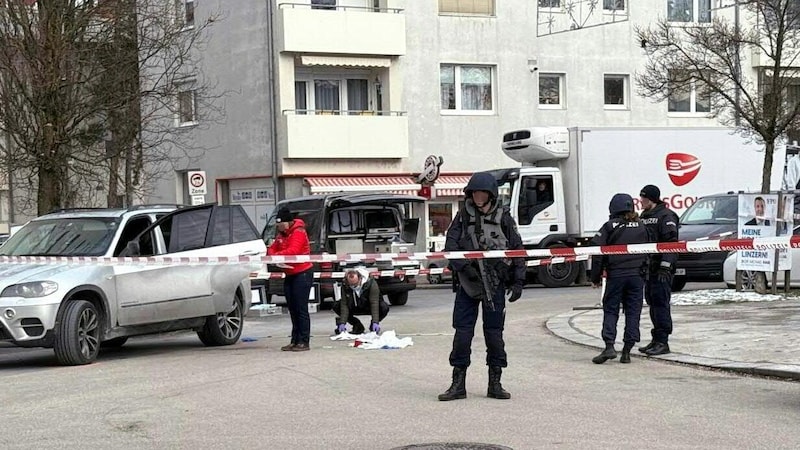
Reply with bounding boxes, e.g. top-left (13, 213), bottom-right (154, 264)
top-left (283, 110), bottom-right (408, 159)
top-left (276, 2), bottom-right (406, 56)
